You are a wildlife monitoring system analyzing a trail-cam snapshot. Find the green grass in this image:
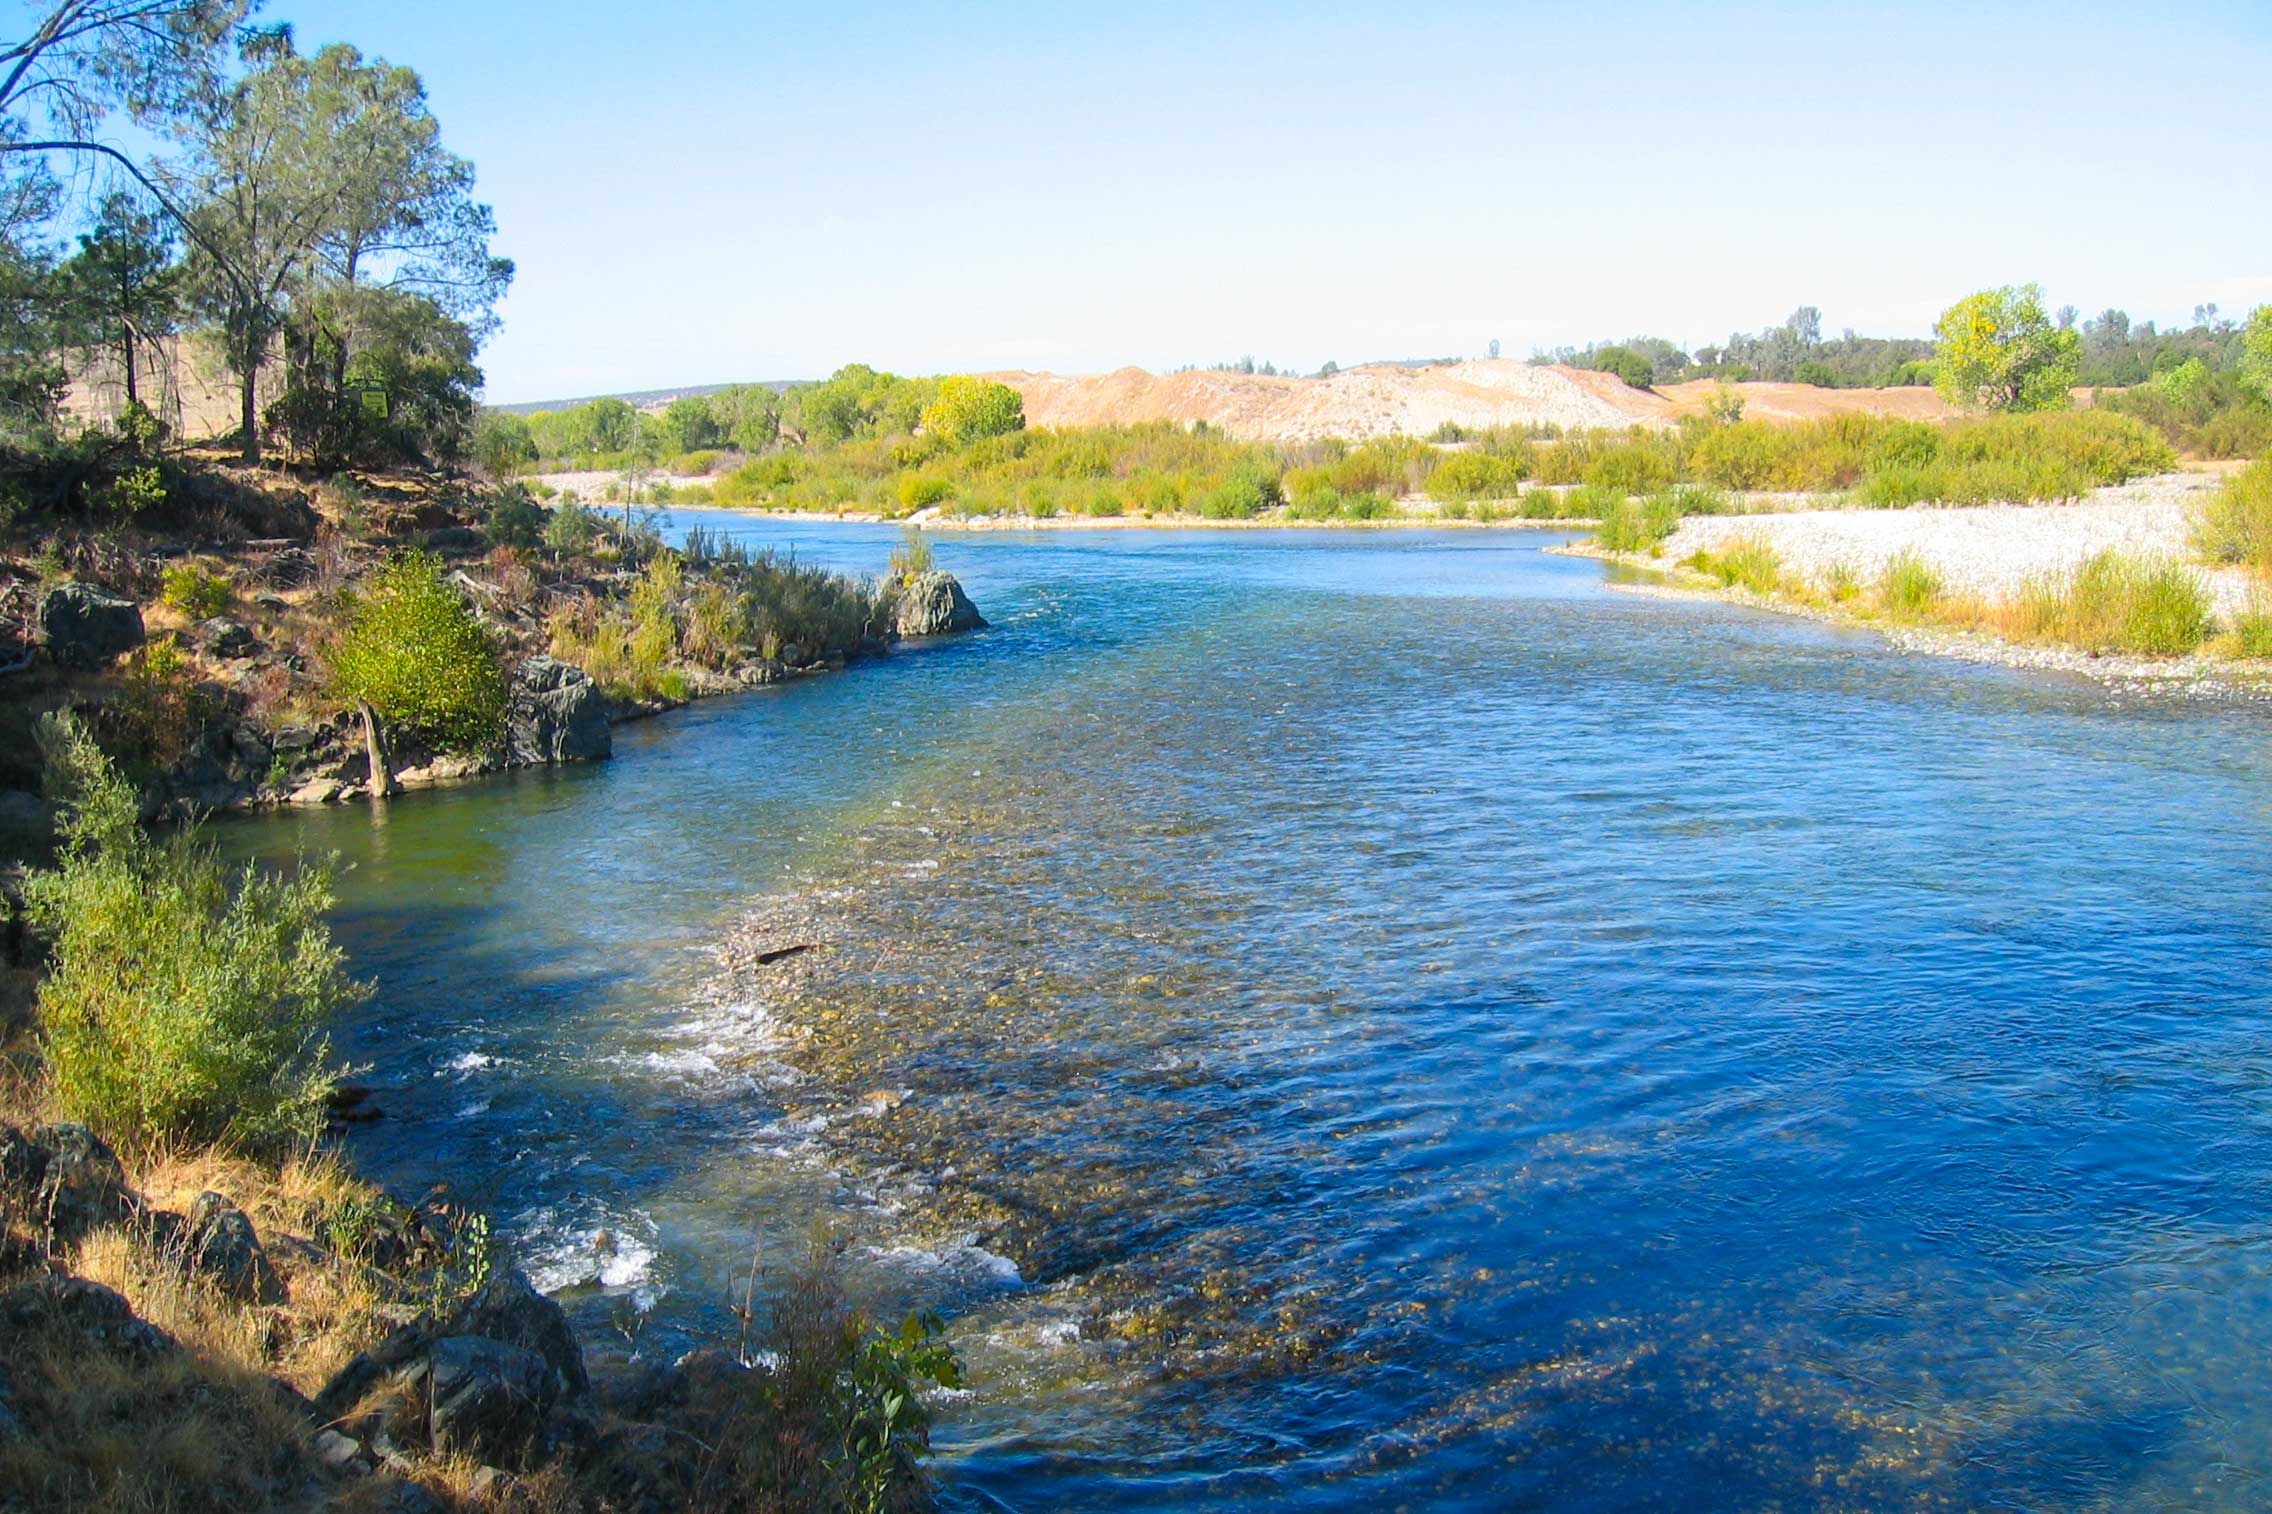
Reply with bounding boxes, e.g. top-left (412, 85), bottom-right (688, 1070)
top-left (2191, 458), bottom-right (2272, 568)
top-left (1878, 549), bottom-right (1946, 617)
top-left (1685, 534), bottom-right (1782, 593)
top-left (2002, 550), bottom-right (2212, 654)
